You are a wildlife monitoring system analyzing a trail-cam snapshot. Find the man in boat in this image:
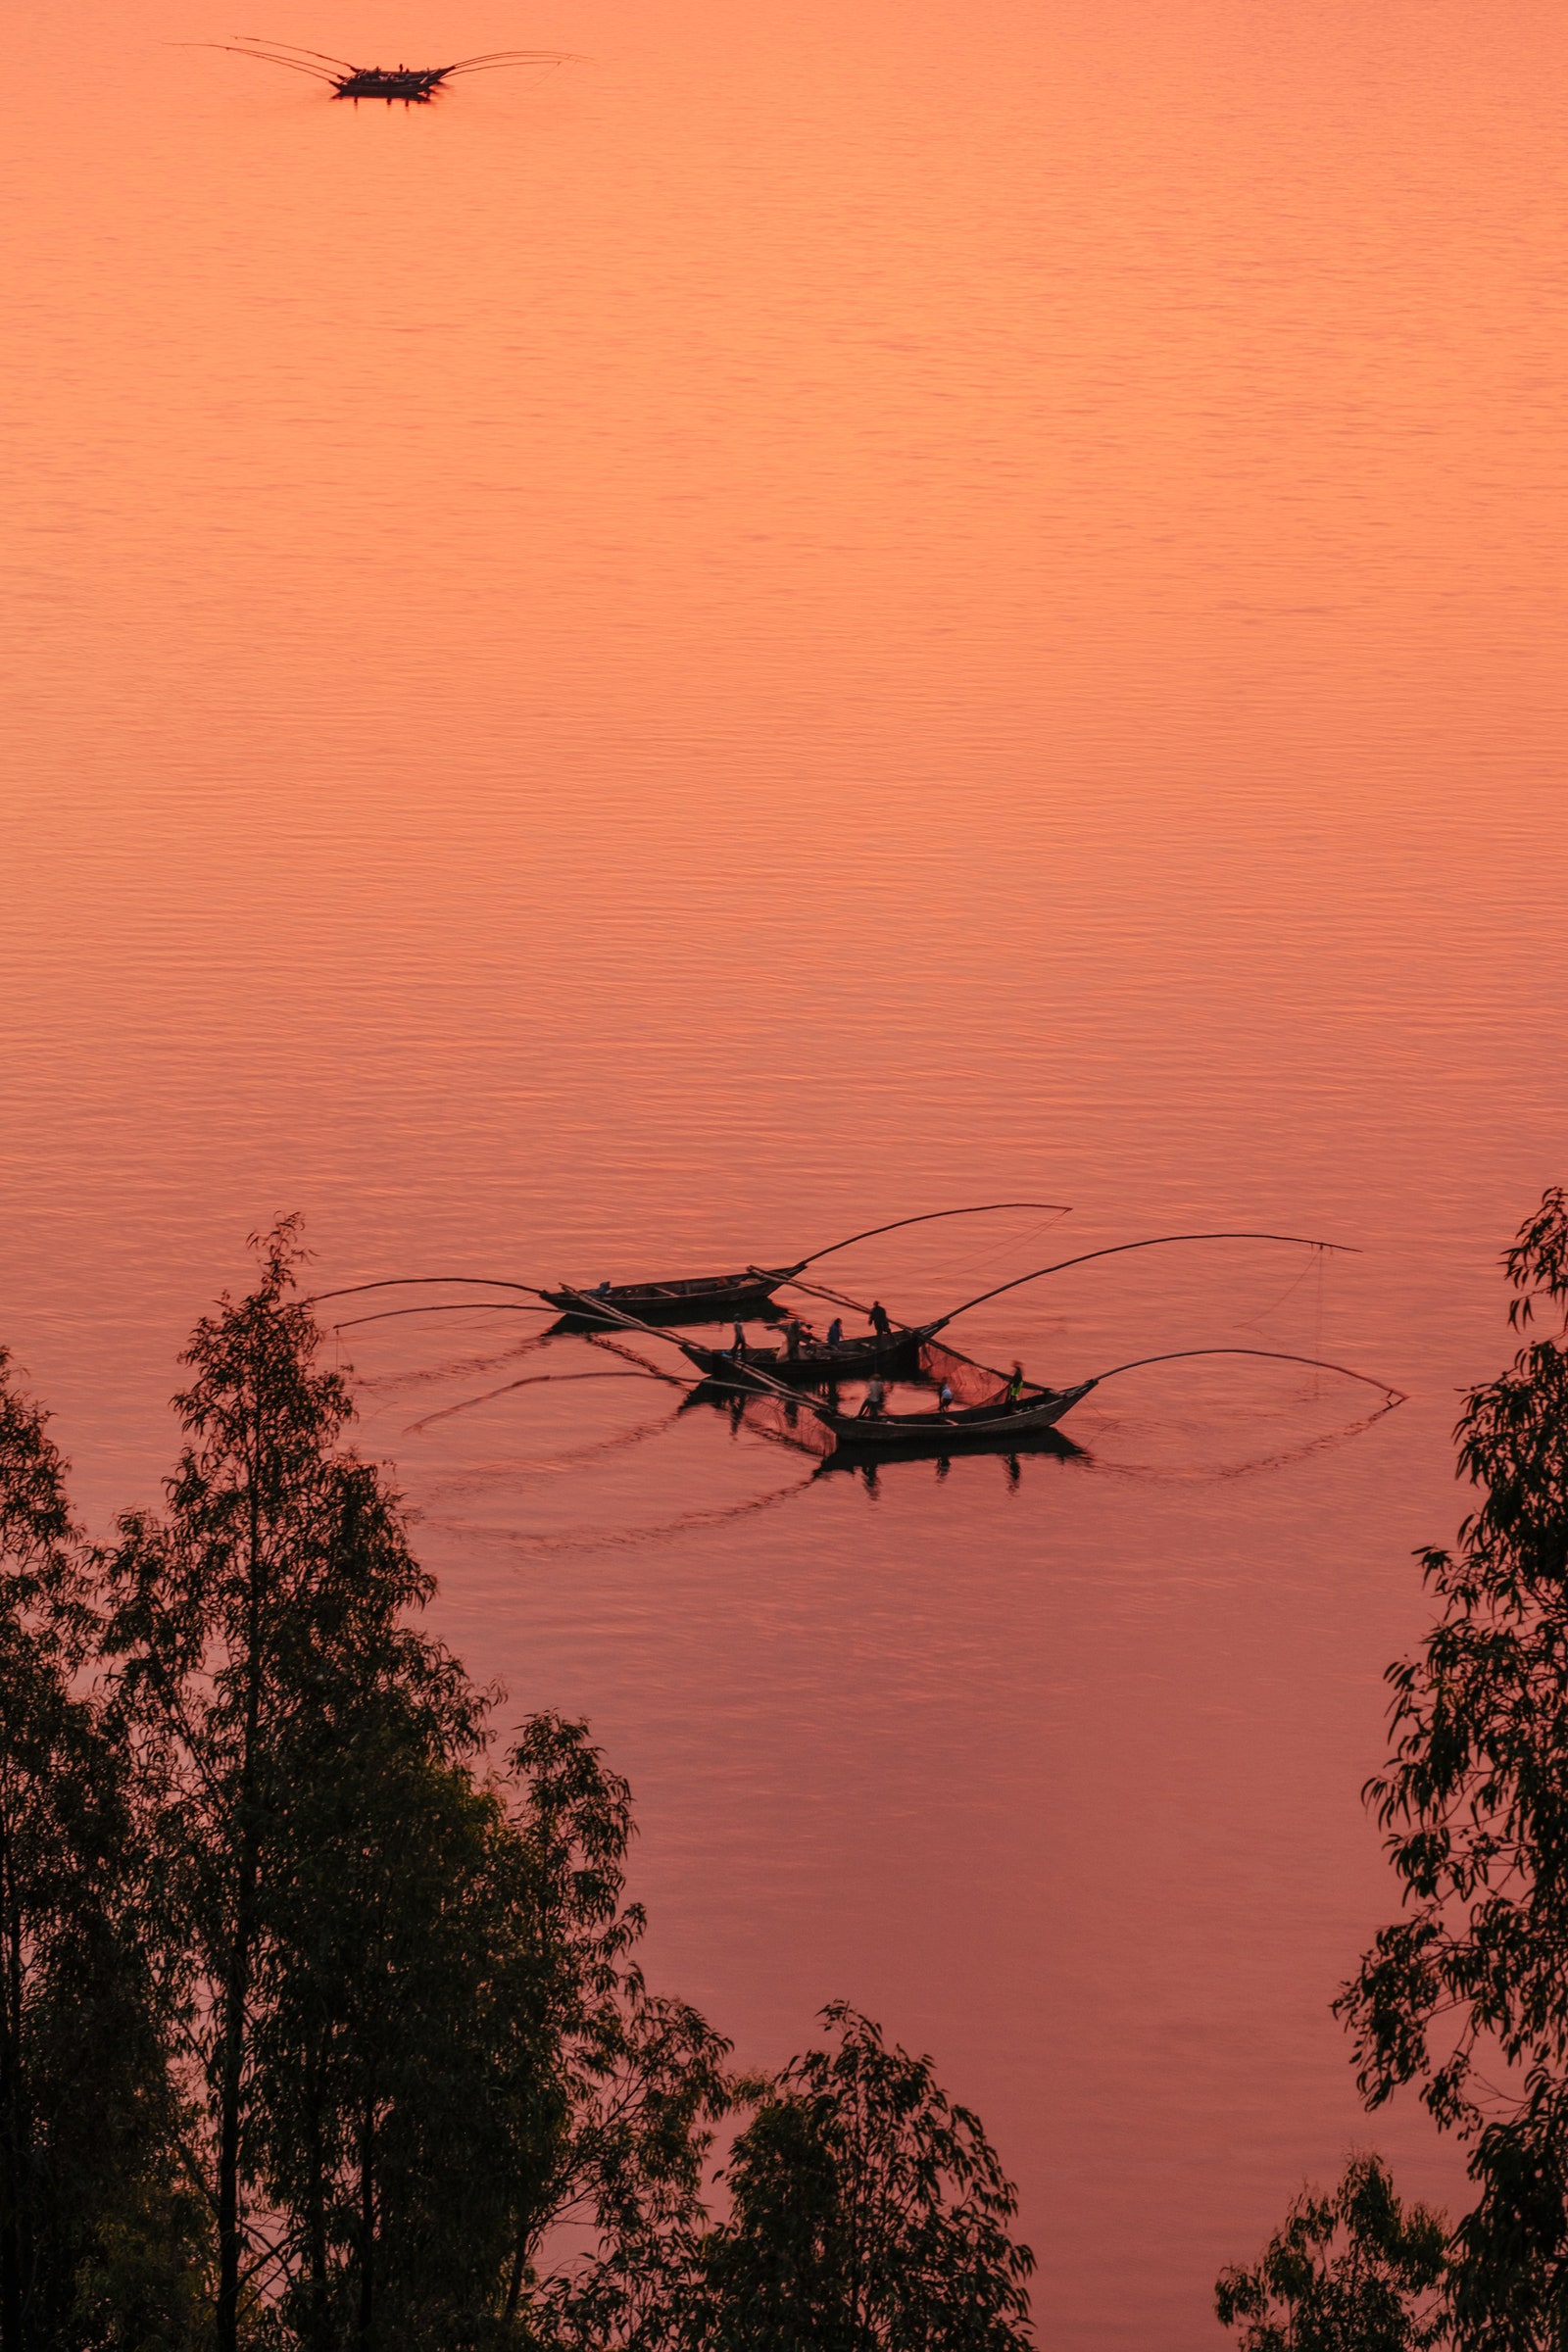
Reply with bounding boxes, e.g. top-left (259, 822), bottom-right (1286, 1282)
top-left (868, 1300), bottom-right (892, 1339)
top-left (731, 1320), bottom-right (747, 1357)
top-left (785, 1319), bottom-right (804, 1360)
top-left (858, 1374), bottom-right (887, 1419)
top-left (938, 1380), bottom-right (956, 1412)
top-left (826, 1316), bottom-right (844, 1348)
top-left (1004, 1362), bottom-right (1026, 1406)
